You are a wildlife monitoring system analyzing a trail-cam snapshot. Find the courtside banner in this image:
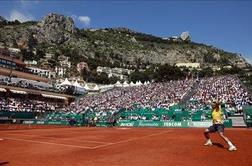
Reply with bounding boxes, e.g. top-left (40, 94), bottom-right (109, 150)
top-left (117, 120), bottom-right (189, 128)
top-left (23, 120), bottom-right (232, 128)
top-left (23, 120), bottom-right (69, 125)
top-left (190, 121), bottom-right (212, 127)
top-left (117, 120), bottom-right (232, 128)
